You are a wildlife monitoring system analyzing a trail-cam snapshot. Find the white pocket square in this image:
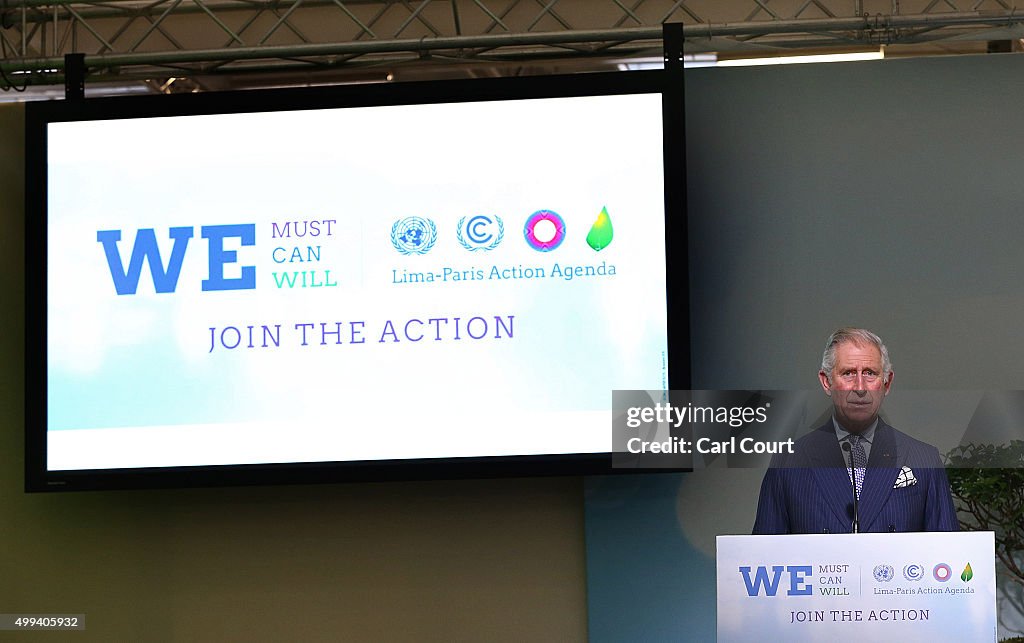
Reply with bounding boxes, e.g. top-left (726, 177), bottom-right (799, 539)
top-left (893, 466), bottom-right (918, 488)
